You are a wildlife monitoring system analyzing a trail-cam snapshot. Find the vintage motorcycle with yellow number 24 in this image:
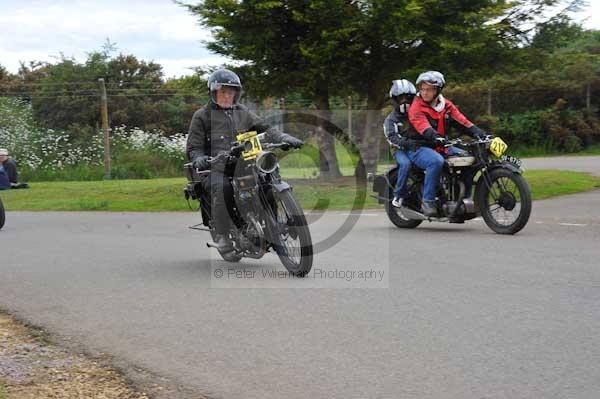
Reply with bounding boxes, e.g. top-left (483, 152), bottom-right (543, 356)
top-left (372, 136), bottom-right (532, 234)
top-left (184, 131), bottom-right (314, 276)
